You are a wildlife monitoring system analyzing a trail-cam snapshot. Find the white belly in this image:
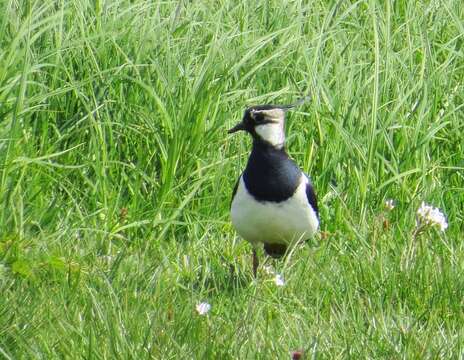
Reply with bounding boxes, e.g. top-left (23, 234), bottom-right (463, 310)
top-left (231, 175), bottom-right (319, 247)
